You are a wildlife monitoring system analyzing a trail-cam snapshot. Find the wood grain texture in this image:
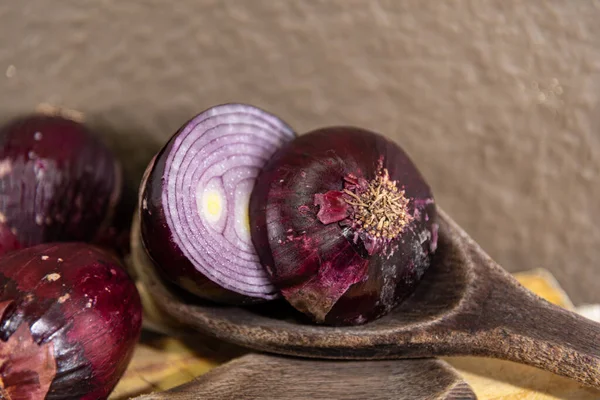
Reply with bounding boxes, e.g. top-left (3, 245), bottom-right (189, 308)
top-left (133, 354), bottom-right (476, 400)
top-left (132, 208), bottom-right (600, 389)
top-left (109, 331), bottom-right (228, 399)
top-left (0, 0), bottom-right (598, 305)
top-left (110, 270), bottom-right (600, 399)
